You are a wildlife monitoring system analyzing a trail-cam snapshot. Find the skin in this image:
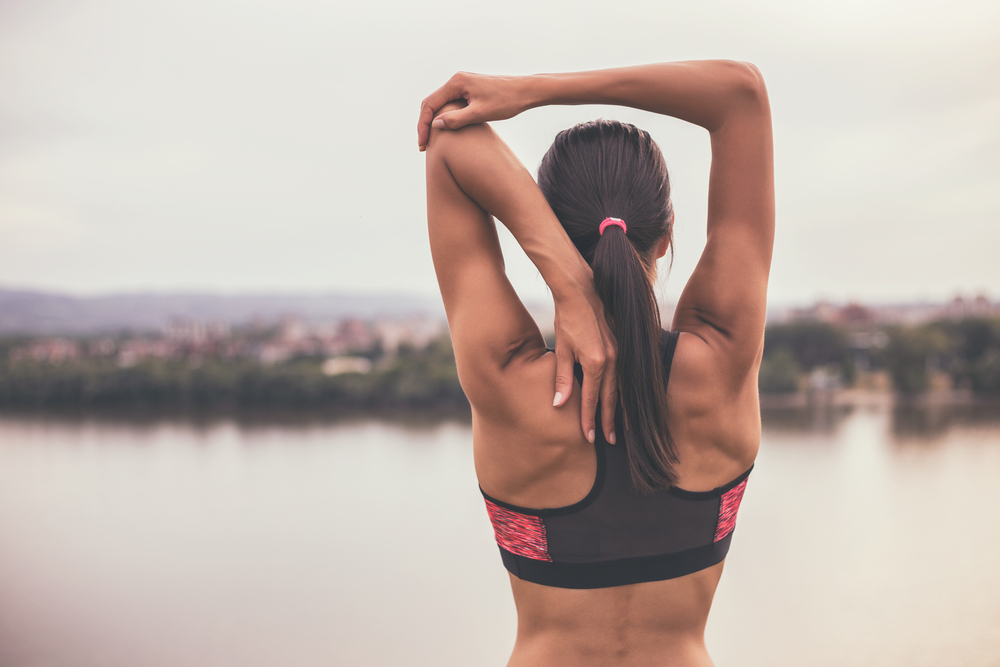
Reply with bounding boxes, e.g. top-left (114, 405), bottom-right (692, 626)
top-left (421, 61), bottom-right (774, 667)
